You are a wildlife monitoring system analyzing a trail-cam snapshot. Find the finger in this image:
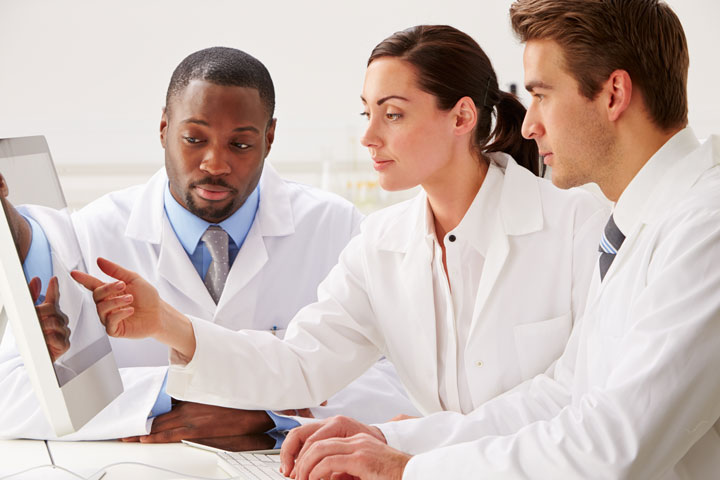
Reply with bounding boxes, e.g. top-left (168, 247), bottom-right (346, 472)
top-left (97, 257), bottom-right (142, 284)
top-left (281, 422), bottom-right (324, 477)
top-left (39, 315), bottom-right (68, 335)
top-left (296, 438), bottom-right (358, 480)
top-left (296, 421), bottom-right (350, 467)
top-left (139, 426), bottom-right (192, 443)
top-left (121, 436), bottom-right (141, 442)
top-left (44, 276), bottom-right (60, 305)
top-left (70, 270), bottom-right (107, 291)
top-left (96, 294), bottom-right (134, 318)
top-left (105, 307), bottom-right (134, 336)
top-left (28, 277), bottom-right (42, 304)
top-left (307, 455), bottom-right (358, 480)
top-left (148, 410), bottom-right (185, 432)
